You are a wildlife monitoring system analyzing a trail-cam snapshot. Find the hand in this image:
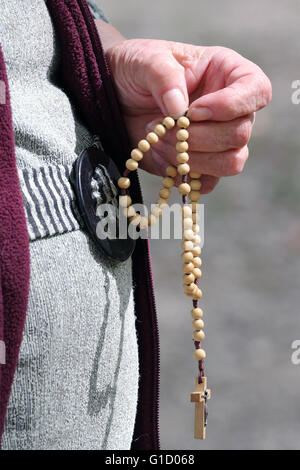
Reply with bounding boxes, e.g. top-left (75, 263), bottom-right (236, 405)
top-left (106, 37), bottom-right (272, 193)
